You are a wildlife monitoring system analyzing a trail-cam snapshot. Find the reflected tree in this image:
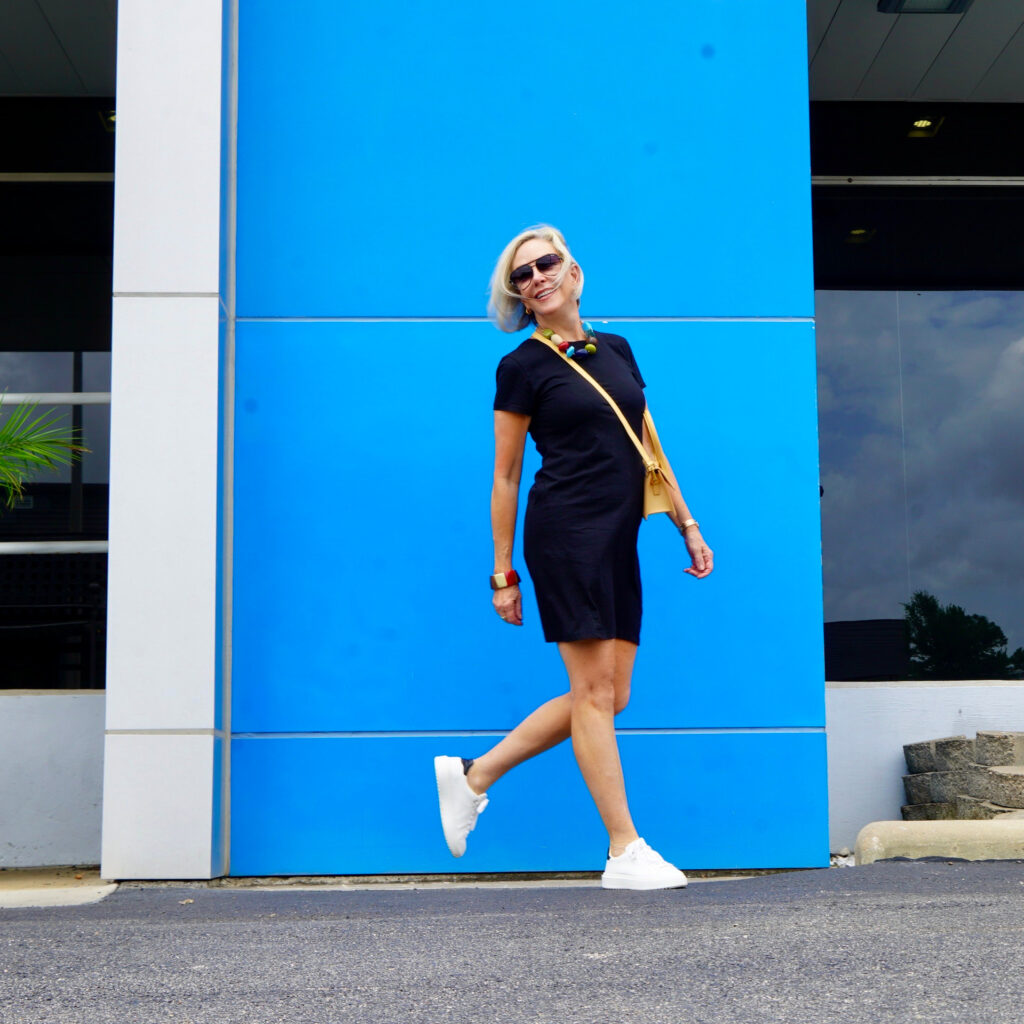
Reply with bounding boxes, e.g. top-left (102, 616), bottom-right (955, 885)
top-left (903, 591), bottom-right (1024, 681)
